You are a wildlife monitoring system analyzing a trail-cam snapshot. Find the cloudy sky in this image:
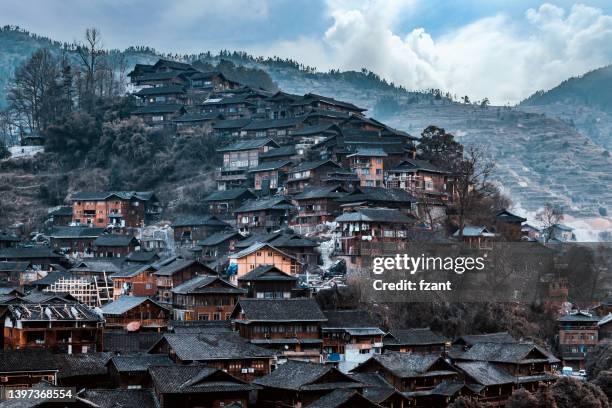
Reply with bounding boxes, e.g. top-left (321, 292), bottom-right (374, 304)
top-left (2, 0), bottom-right (612, 104)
